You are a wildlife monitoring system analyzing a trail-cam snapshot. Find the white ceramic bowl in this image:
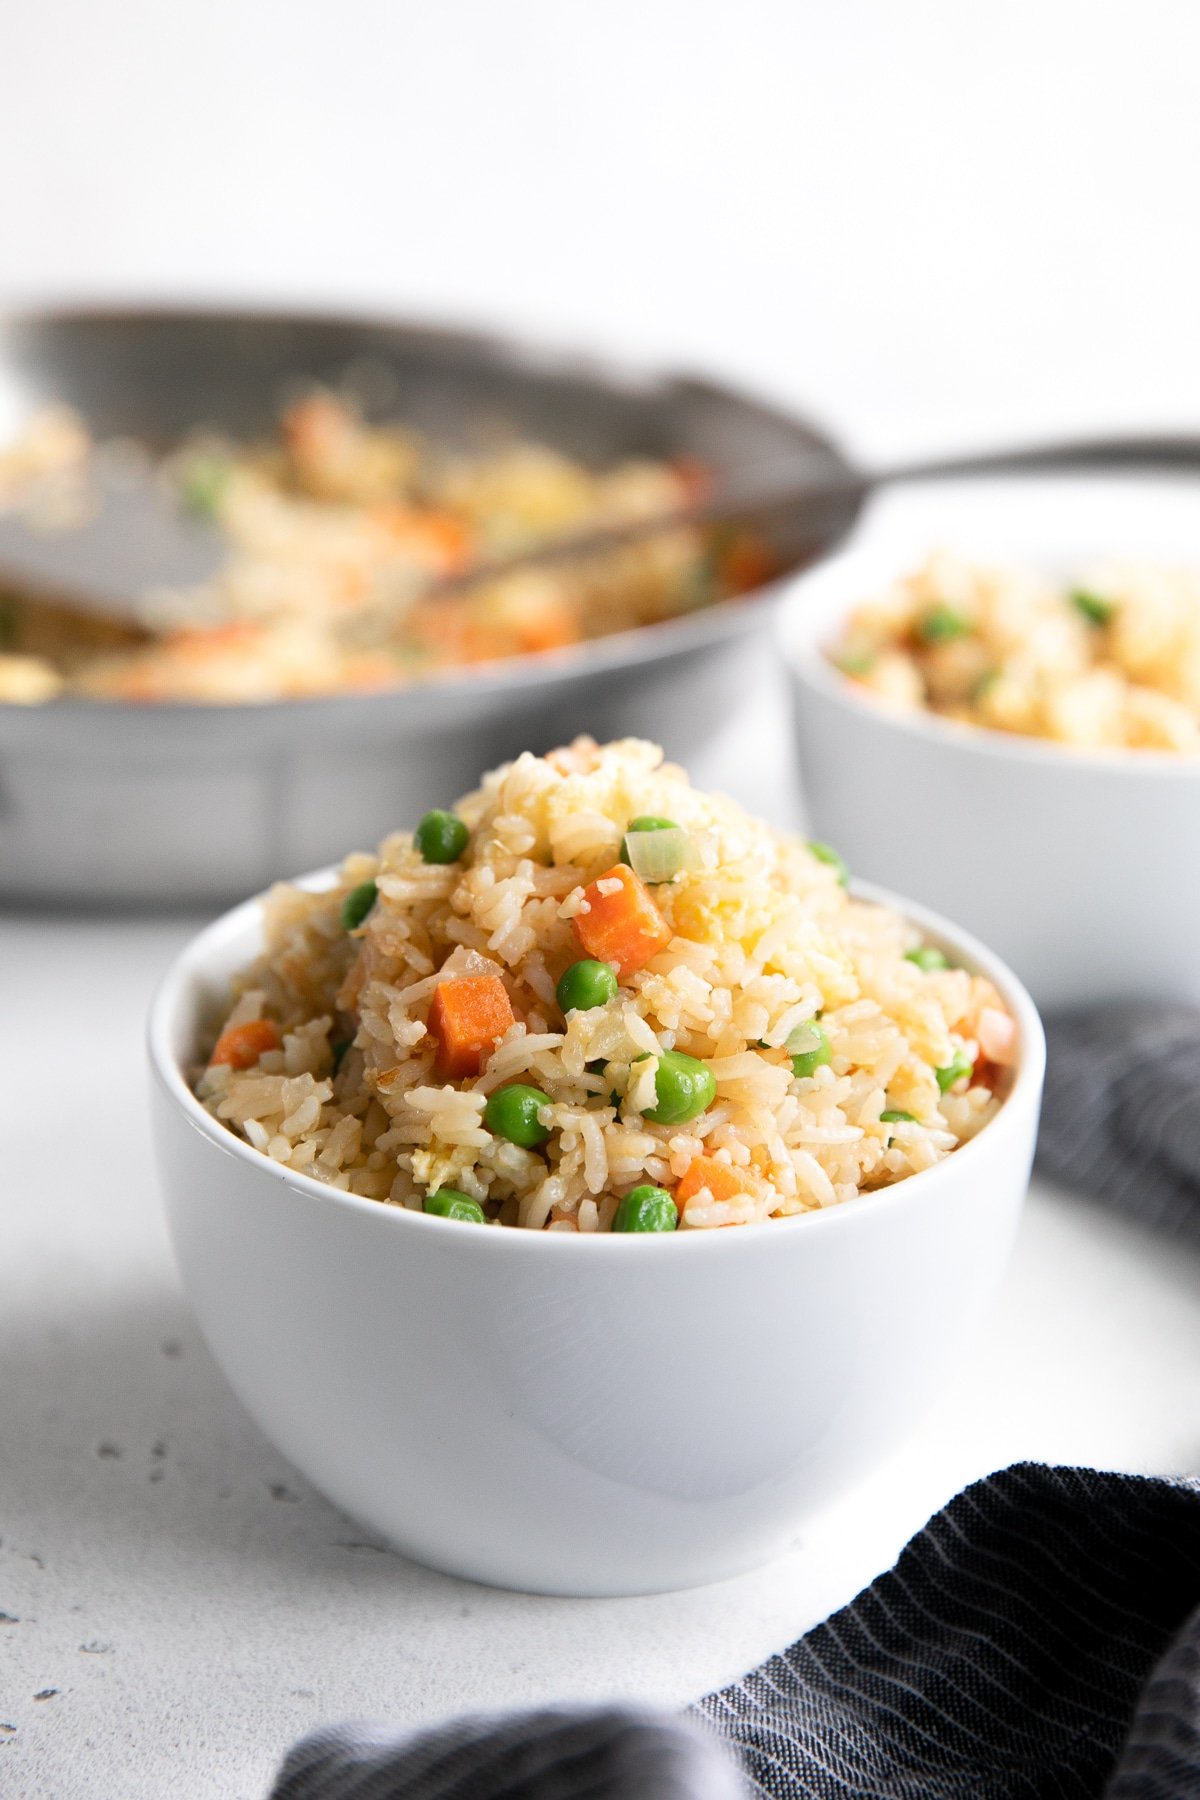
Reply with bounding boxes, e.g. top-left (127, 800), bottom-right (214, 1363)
top-left (148, 877), bottom-right (1043, 1597)
top-left (786, 521), bottom-right (1200, 1011)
